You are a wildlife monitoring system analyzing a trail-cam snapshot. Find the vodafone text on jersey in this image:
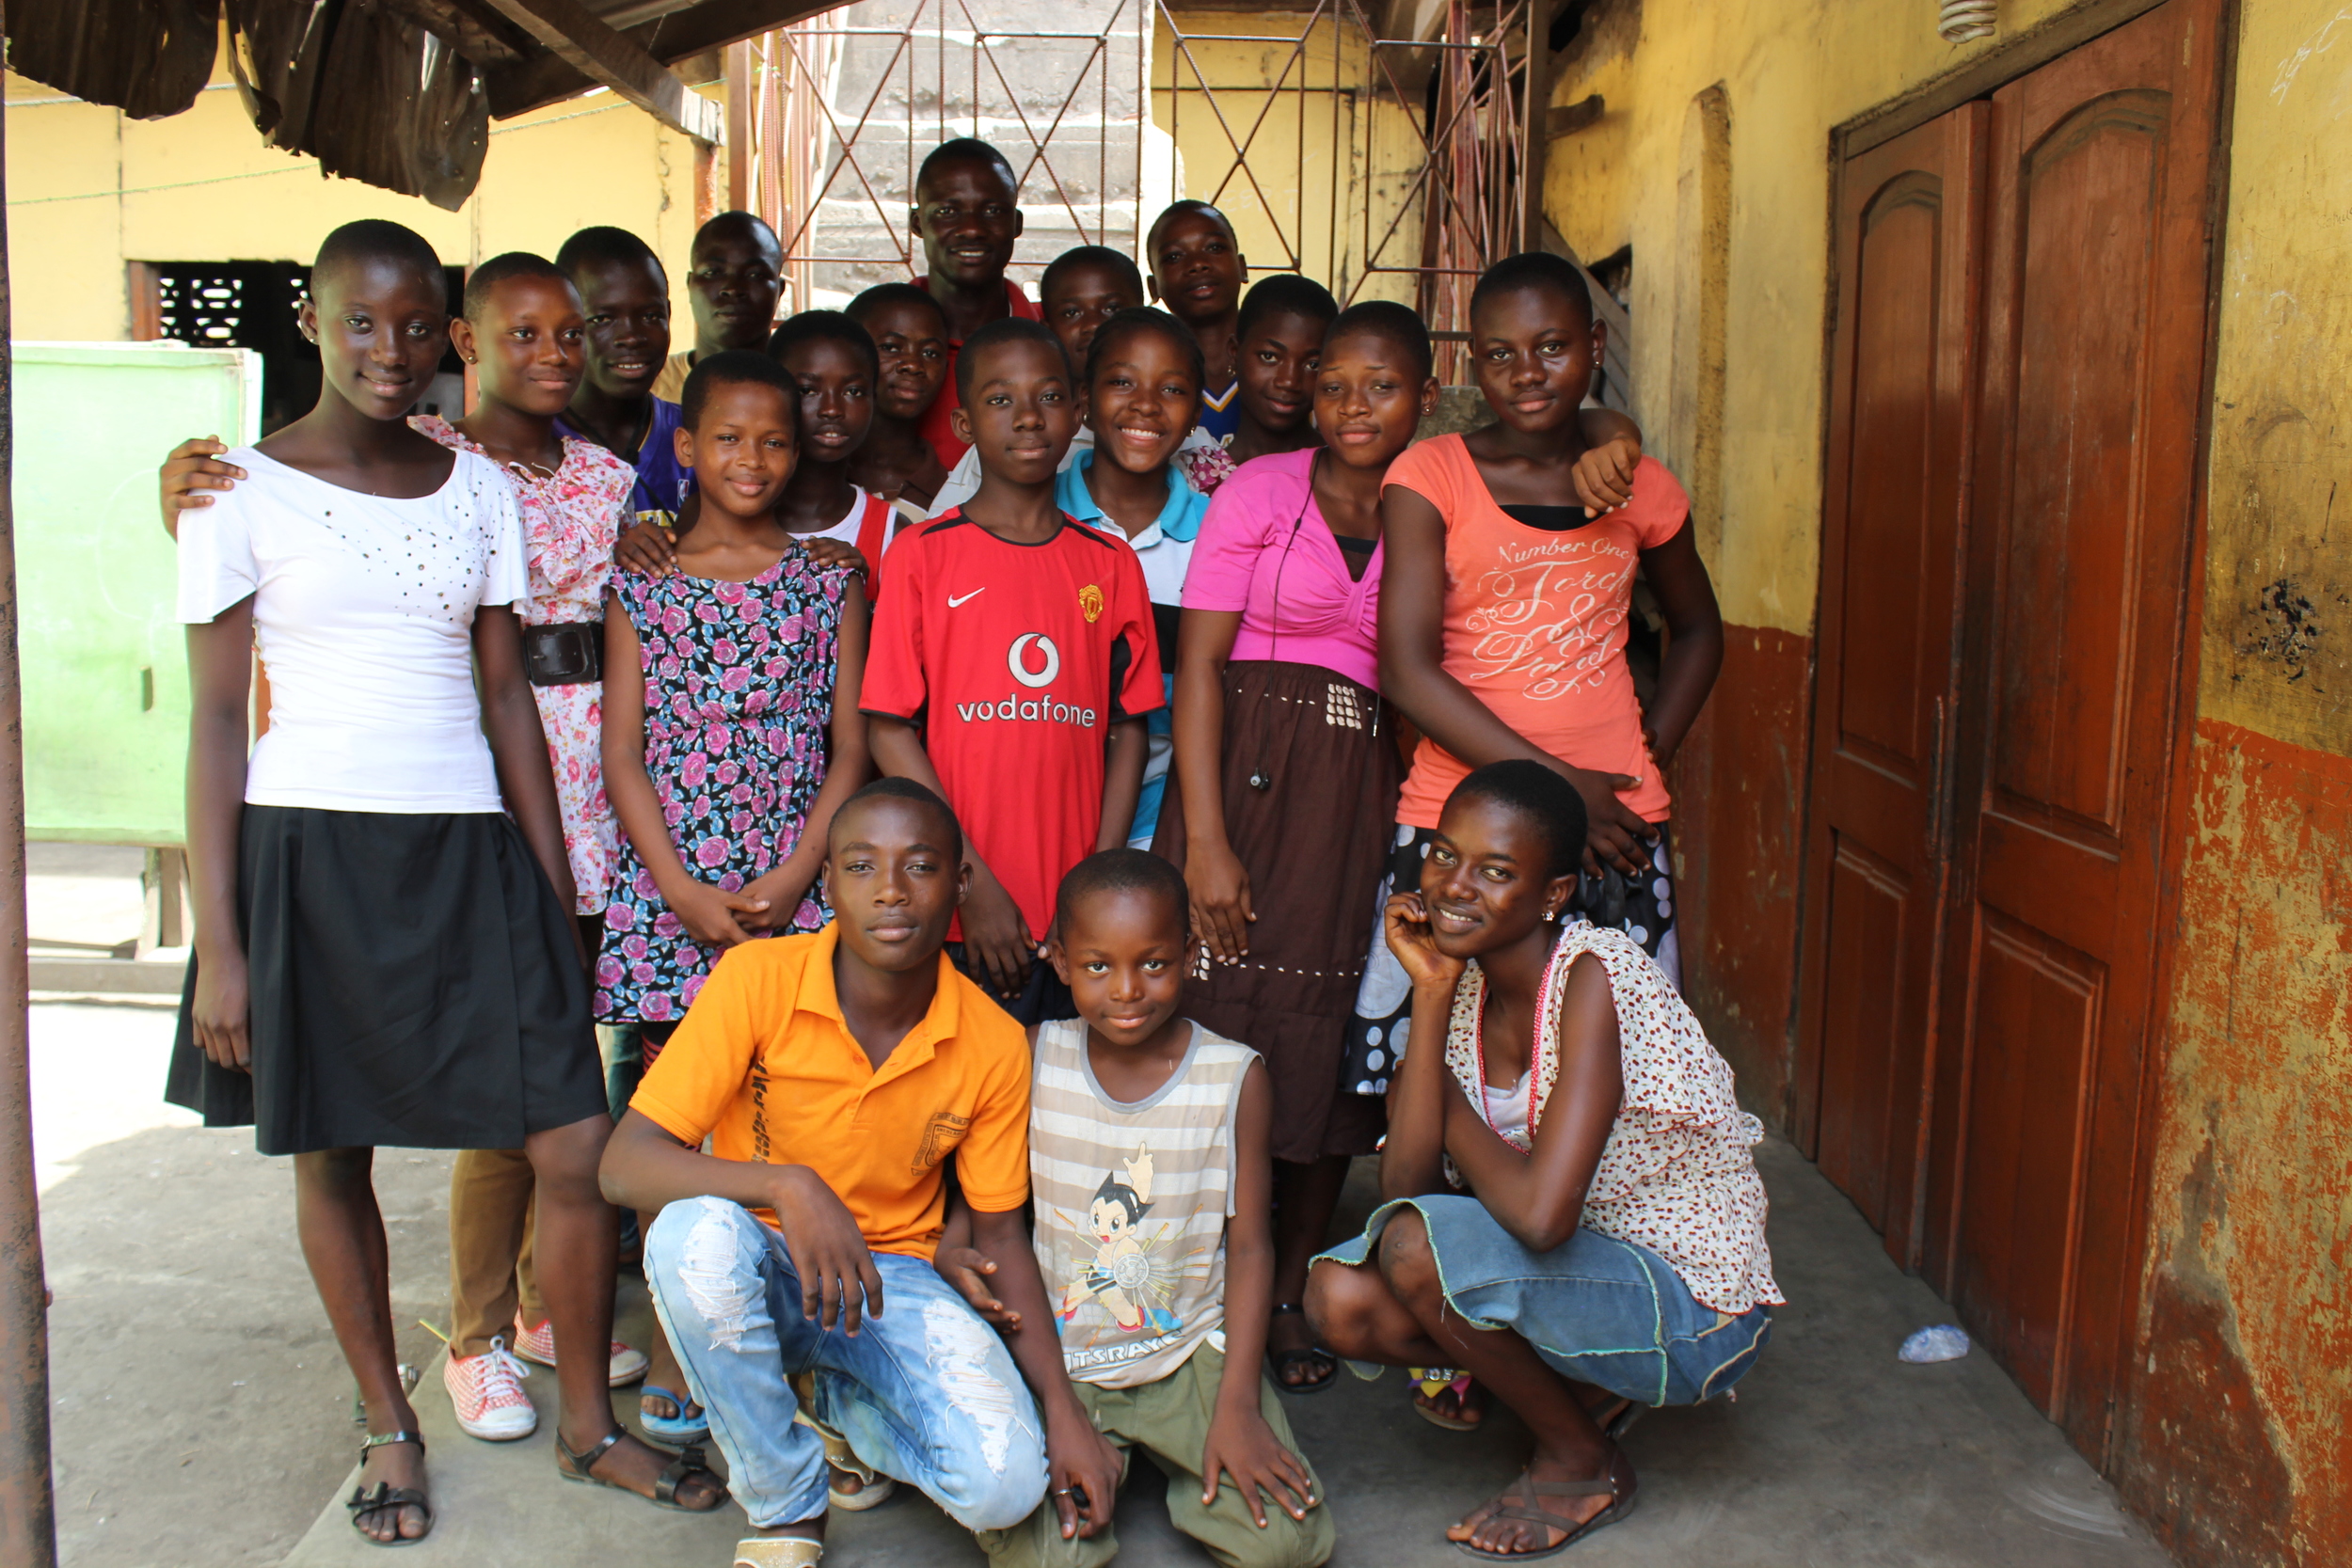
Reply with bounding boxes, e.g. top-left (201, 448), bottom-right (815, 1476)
top-left (956, 633), bottom-right (1097, 727)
